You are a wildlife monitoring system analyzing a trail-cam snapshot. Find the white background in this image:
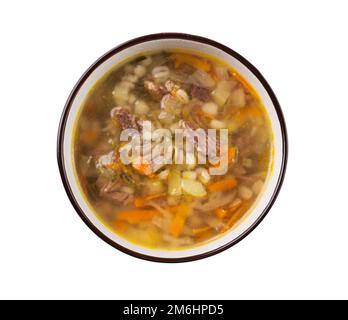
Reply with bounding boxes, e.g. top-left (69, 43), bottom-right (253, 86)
top-left (0, 0), bottom-right (347, 300)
